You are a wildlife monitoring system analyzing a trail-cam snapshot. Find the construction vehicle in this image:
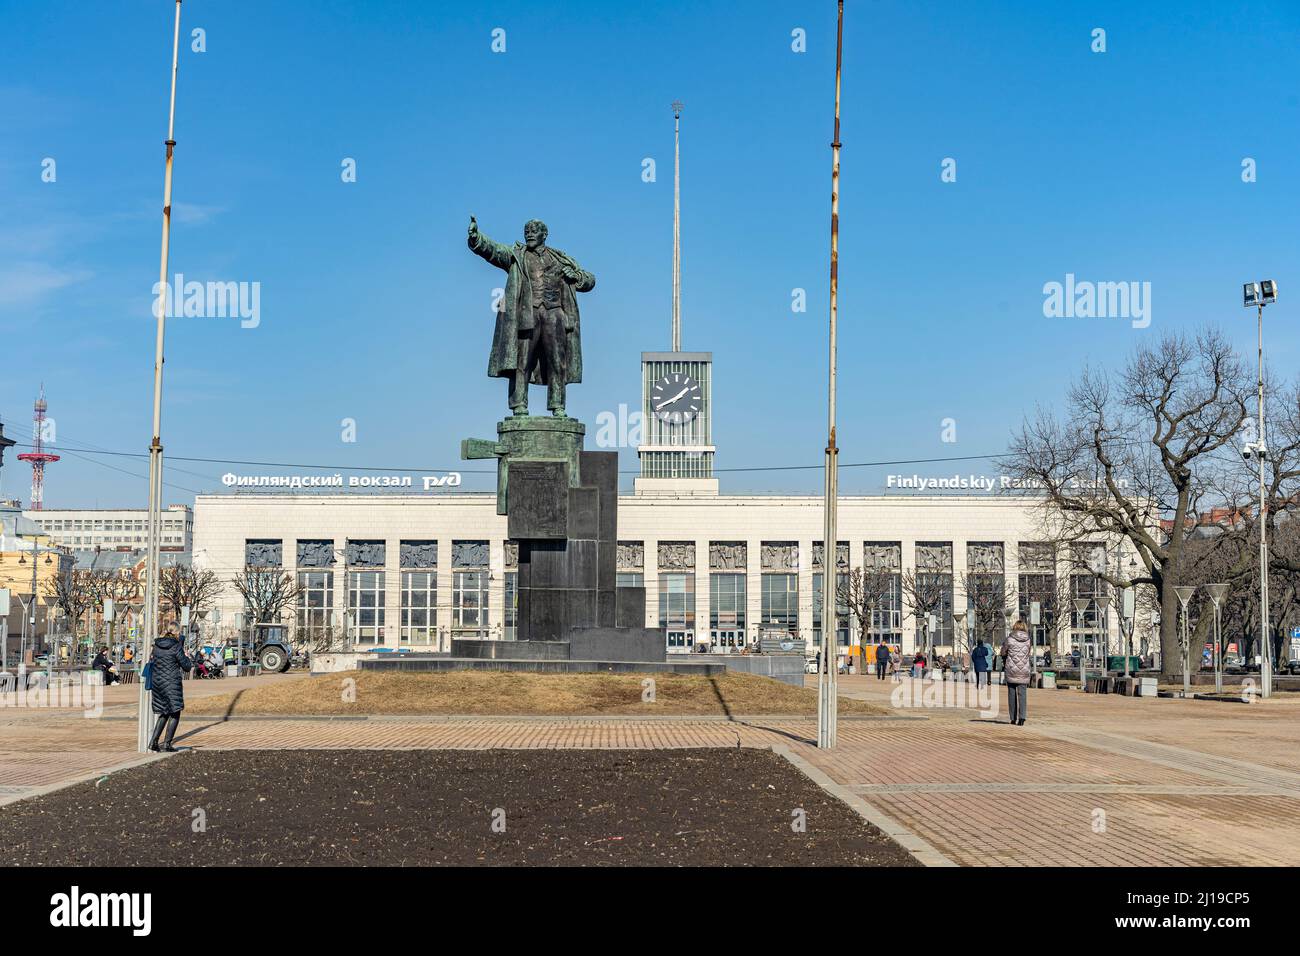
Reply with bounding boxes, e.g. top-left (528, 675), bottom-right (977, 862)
top-left (235, 623), bottom-right (295, 673)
